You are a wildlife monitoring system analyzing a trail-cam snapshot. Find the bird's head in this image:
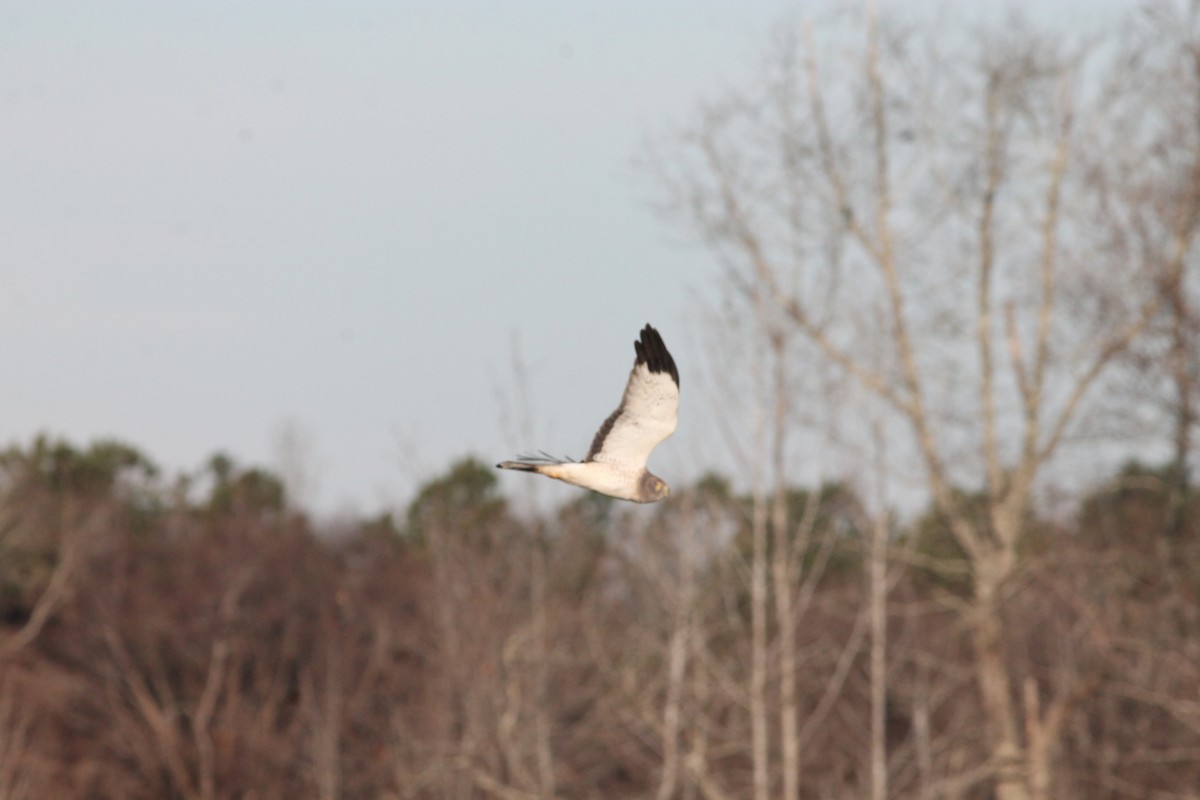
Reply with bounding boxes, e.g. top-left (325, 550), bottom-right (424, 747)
top-left (641, 472), bottom-right (670, 502)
